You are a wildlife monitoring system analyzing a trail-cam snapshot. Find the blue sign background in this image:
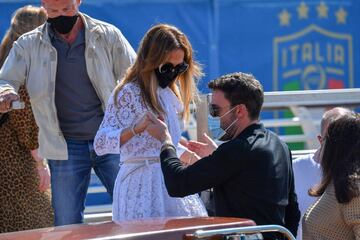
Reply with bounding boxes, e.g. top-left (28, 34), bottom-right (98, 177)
top-left (0, 0), bottom-right (359, 93)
